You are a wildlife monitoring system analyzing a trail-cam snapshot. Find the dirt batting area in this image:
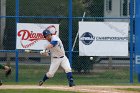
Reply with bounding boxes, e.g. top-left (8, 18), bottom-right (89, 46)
top-left (0, 85), bottom-right (140, 93)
